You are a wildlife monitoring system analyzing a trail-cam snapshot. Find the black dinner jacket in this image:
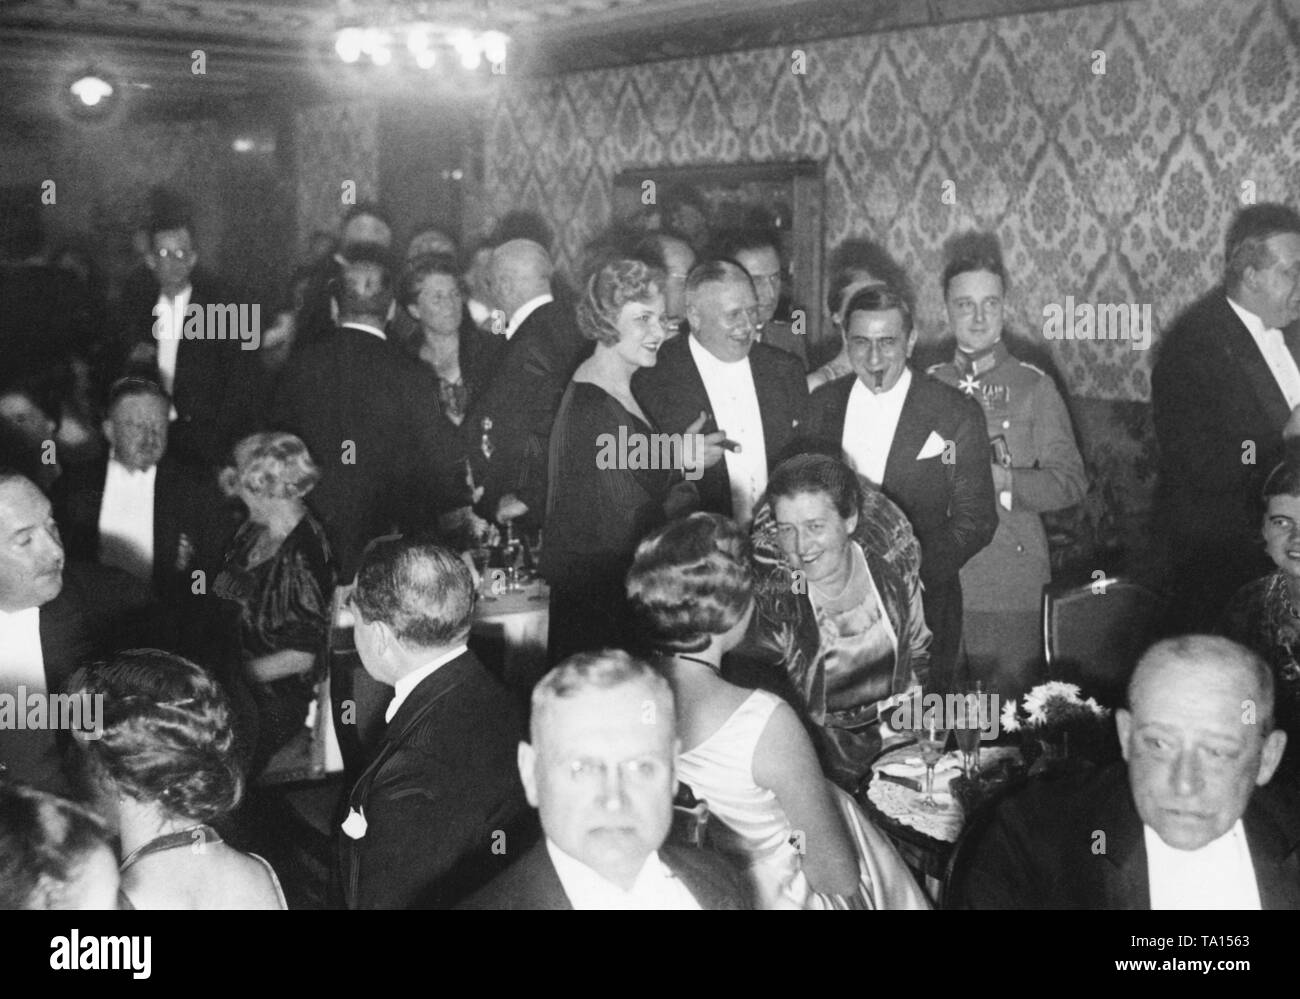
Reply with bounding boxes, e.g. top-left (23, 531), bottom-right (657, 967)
top-left (270, 323), bottom-right (470, 580)
top-left (459, 839), bottom-right (752, 910)
top-left (952, 763), bottom-right (1300, 910)
top-left (807, 371), bottom-right (997, 587)
top-left (39, 561), bottom-right (156, 697)
top-left (462, 299), bottom-right (588, 519)
top-left (632, 335), bottom-right (809, 518)
top-left (57, 453), bottom-right (230, 602)
top-left (118, 274), bottom-right (265, 467)
top-left (339, 649), bottom-right (536, 909)
top-left (1152, 291), bottom-right (1292, 550)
